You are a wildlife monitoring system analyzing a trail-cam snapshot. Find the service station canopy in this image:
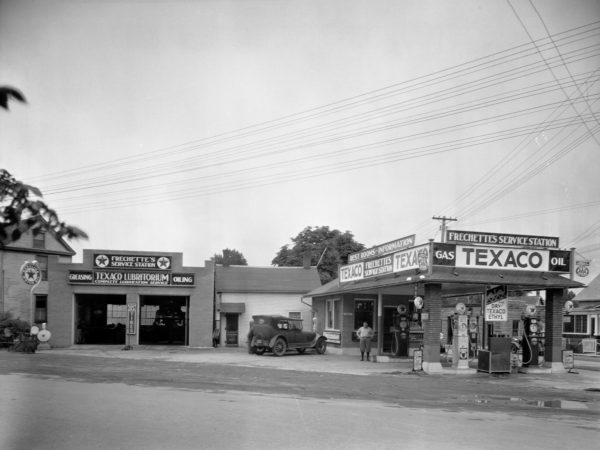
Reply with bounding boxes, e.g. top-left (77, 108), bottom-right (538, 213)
top-left (308, 231), bottom-right (583, 299)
